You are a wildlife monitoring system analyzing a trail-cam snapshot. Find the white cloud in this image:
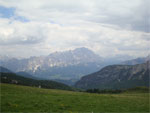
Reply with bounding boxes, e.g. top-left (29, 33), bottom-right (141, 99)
top-left (0, 0), bottom-right (149, 58)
